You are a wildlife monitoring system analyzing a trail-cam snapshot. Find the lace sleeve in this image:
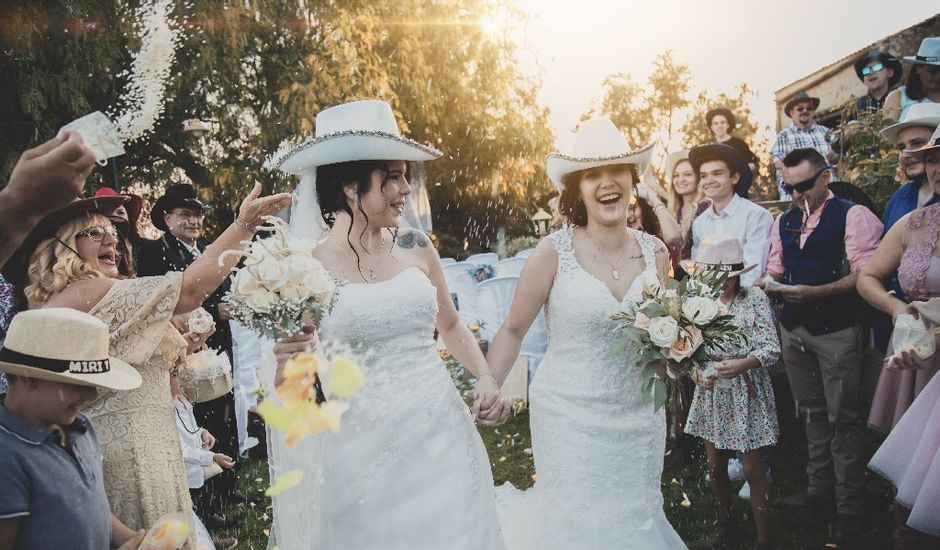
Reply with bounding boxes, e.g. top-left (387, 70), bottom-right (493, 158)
top-left (549, 226), bottom-right (577, 273)
top-left (90, 272), bottom-right (187, 367)
top-left (742, 288), bottom-right (781, 368)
